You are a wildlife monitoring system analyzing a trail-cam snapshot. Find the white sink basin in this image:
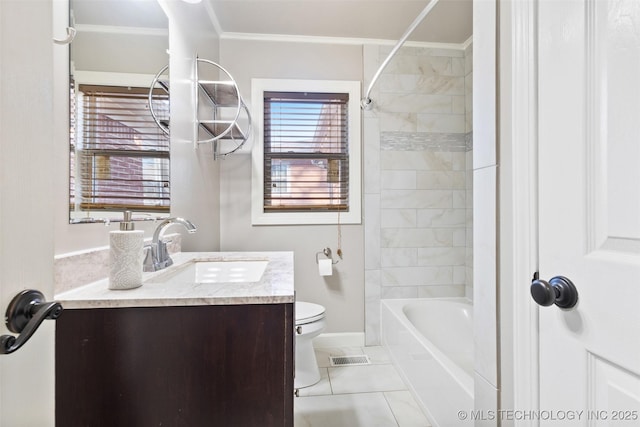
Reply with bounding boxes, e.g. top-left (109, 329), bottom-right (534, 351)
top-left (147, 260), bottom-right (269, 284)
